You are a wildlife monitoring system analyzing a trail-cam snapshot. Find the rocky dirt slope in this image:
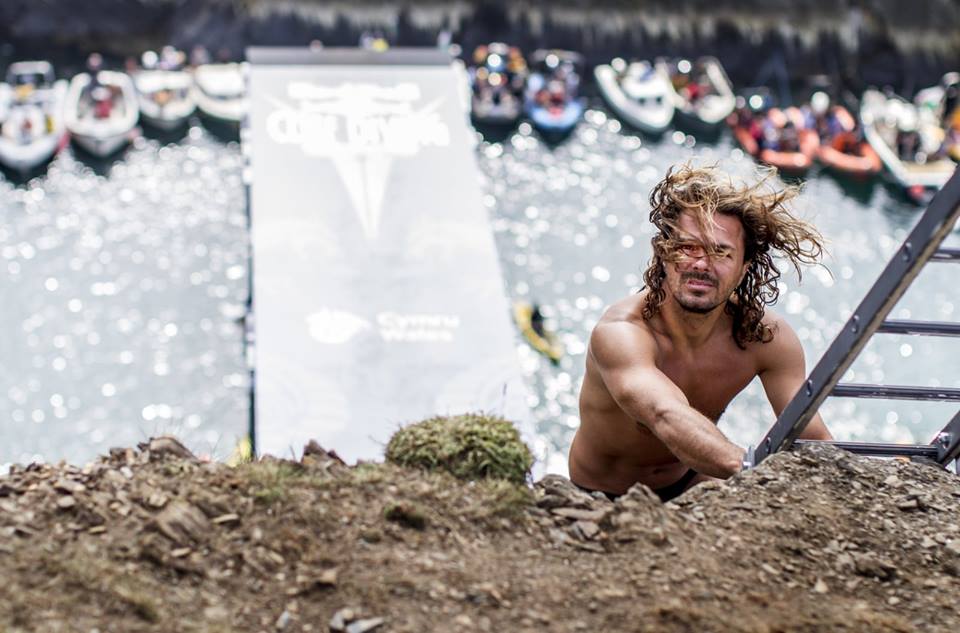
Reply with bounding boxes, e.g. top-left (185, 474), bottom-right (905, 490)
top-left (1, 438), bottom-right (959, 632)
